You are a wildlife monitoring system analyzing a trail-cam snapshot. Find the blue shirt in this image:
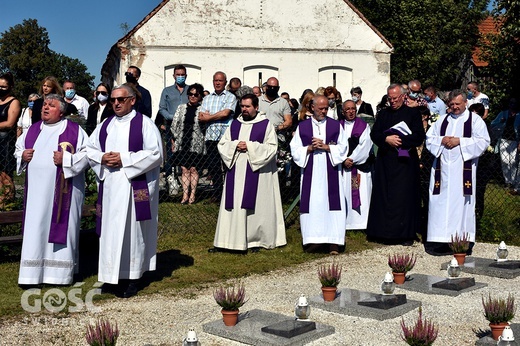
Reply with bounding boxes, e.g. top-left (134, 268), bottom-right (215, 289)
top-left (427, 97), bottom-right (447, 116)
top-left (200, 90), bottom-right (237, 141)
top-left (159, 84), bottom-right (188, 121)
